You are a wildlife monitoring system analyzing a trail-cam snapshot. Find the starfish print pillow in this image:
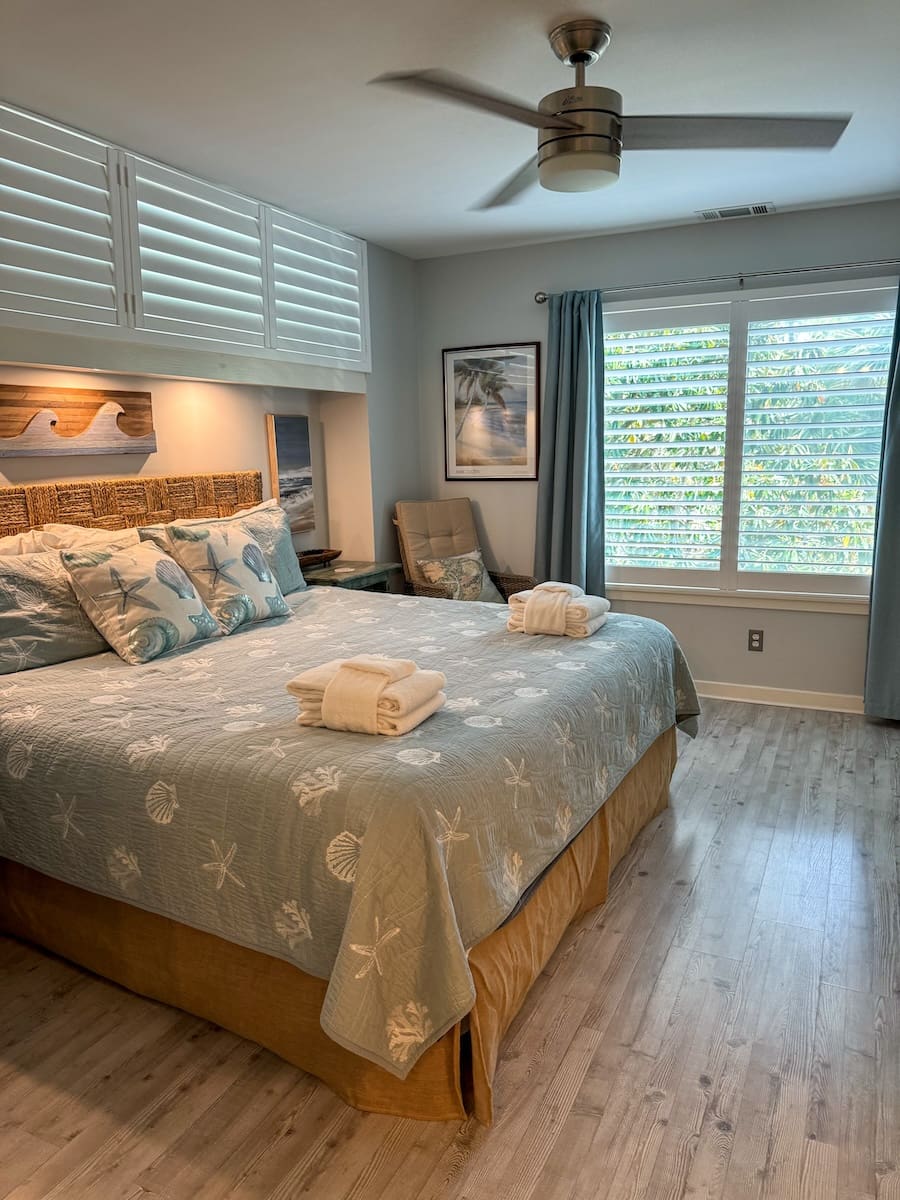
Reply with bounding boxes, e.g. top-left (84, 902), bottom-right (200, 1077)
top-left (164, 526), bottom-right (291, 634)
top-left (60, 541), bottom-right (221, 664)
top-left (140, 499), bottom-right (306, 596)
top-left (0, 551), bottom-right (108, 674)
